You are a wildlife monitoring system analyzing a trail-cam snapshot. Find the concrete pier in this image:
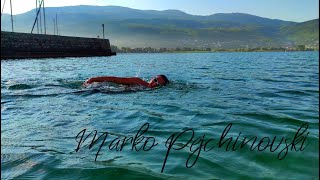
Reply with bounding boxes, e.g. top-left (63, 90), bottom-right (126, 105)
top-left (1, 31), bottom-right (116, 60)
